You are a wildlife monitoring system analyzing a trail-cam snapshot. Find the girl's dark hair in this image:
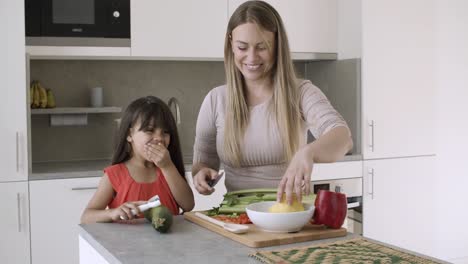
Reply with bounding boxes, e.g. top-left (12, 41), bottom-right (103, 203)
top-left (112, 96), bottom-right (185, 177)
